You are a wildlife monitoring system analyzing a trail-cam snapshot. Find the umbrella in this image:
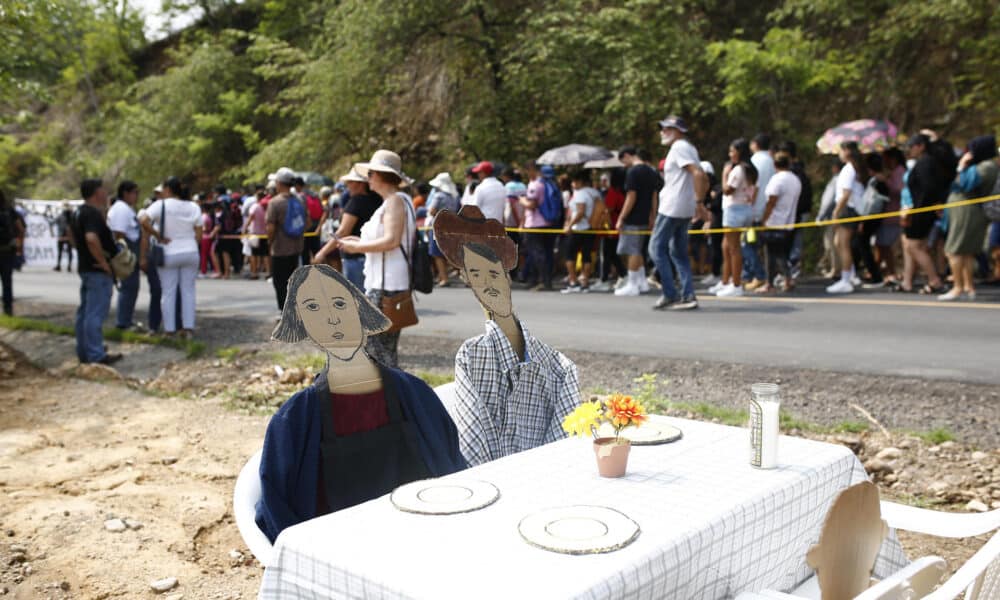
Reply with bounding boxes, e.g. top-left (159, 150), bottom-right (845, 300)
top-left (537, 144), bottom-right (613, 166)
top-left (297, 171), bottom-right (335, 187)
top-left (583, 154), bottom-right (624, 169)
top-left (817, 119), bottom-right (901, 154)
